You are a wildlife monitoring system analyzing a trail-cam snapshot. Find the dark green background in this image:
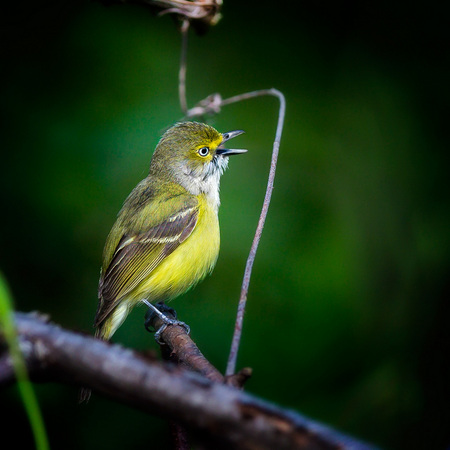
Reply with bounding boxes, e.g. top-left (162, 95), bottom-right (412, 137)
top-left (1, 1), bottom-right (449, 448)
